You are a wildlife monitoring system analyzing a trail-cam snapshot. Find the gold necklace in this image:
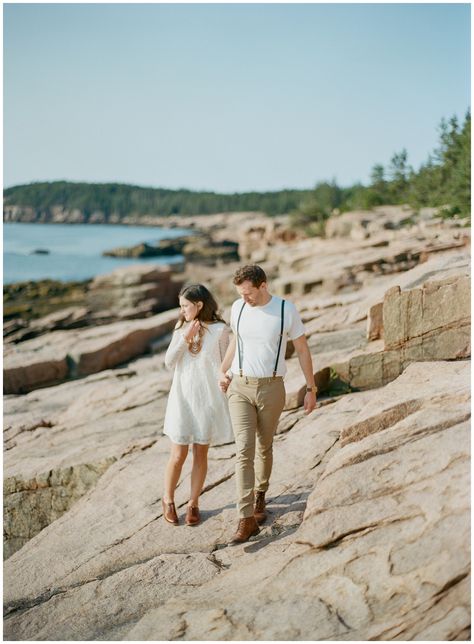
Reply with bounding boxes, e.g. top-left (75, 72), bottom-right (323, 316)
top-left (187, 325), bottom-right (204, 355)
